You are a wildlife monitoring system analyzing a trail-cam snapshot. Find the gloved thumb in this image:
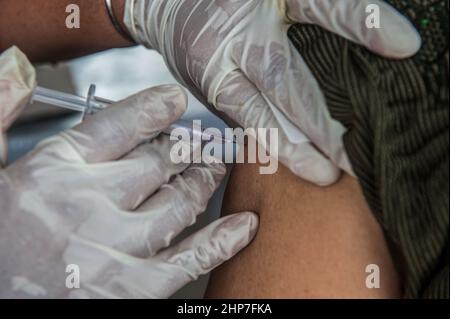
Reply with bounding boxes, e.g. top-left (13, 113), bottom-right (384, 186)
top-left (282, 0), bottom-right (421, 59)
top-left (0, 46), bottom-right (36, 166)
